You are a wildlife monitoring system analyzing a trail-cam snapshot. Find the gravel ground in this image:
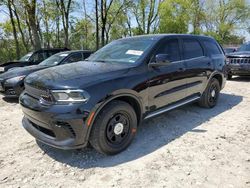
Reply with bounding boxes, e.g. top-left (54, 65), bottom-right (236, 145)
top-left (0, 77), bottom-right (250, 188)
